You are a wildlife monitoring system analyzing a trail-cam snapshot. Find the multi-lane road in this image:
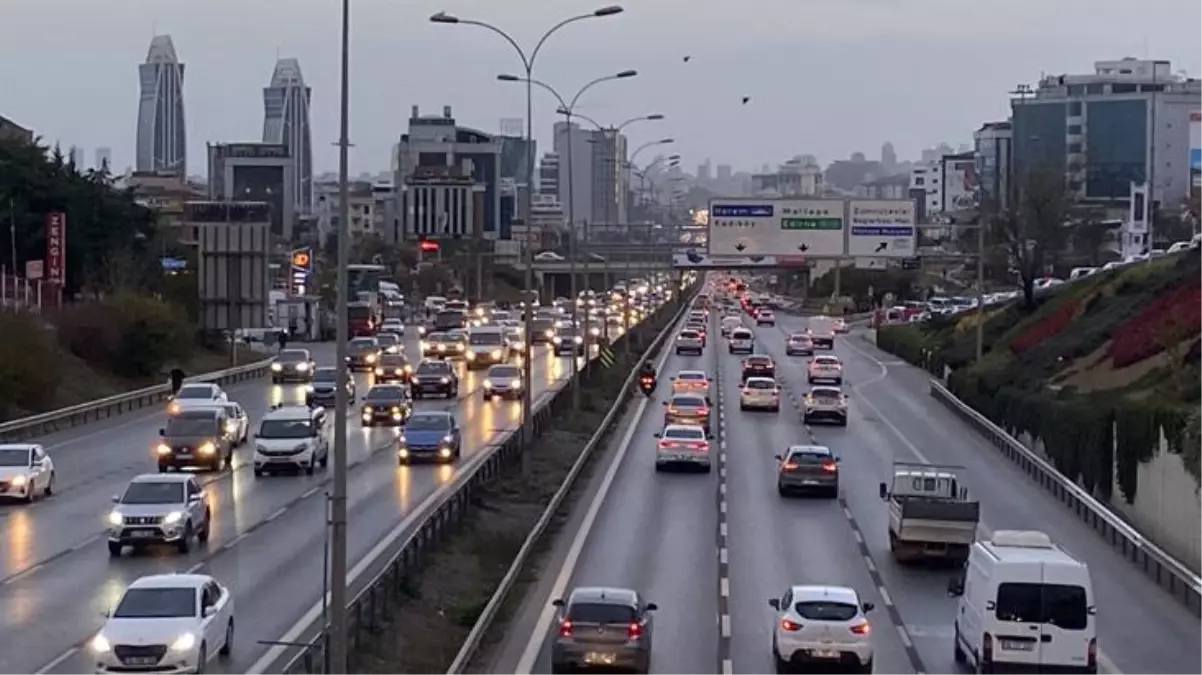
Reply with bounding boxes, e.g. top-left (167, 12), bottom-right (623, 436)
top-left (0, 331), bottom-right (592, 674)
top-left (498, 309), bottom-right (1202, 674)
